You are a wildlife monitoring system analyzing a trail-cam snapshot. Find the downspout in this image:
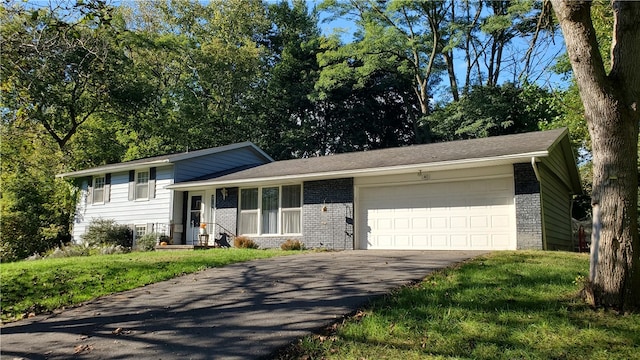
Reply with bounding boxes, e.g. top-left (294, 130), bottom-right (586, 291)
top-left (531, 157), bottom-right (547, 250)
top-left (531, 157), bottom-right (541, 182)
